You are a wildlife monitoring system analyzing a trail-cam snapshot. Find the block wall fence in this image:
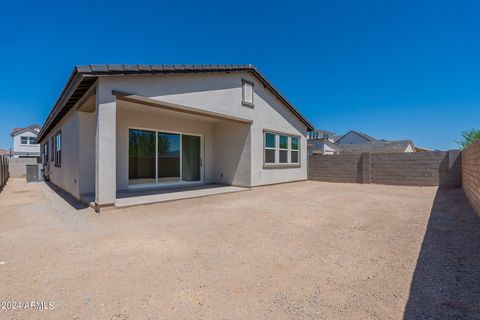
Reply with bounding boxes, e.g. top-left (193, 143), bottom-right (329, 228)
top-left (0, 155), bottom-right (8, 192)
top-left (308, 150), bottom-right (462, 188)
top-left (462, 140), bottom-right (480, 215)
